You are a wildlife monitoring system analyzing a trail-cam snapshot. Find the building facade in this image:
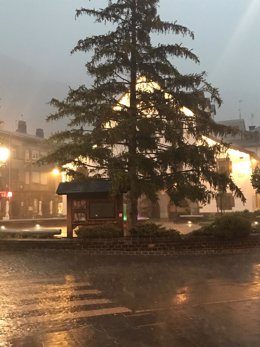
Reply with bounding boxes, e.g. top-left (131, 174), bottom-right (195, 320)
top-left (136, 143), bottom-right (259, 220)
top-left (218, 118), bottom-right (260, 158)
top-left (0, 121), bottom-right (63, 220)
